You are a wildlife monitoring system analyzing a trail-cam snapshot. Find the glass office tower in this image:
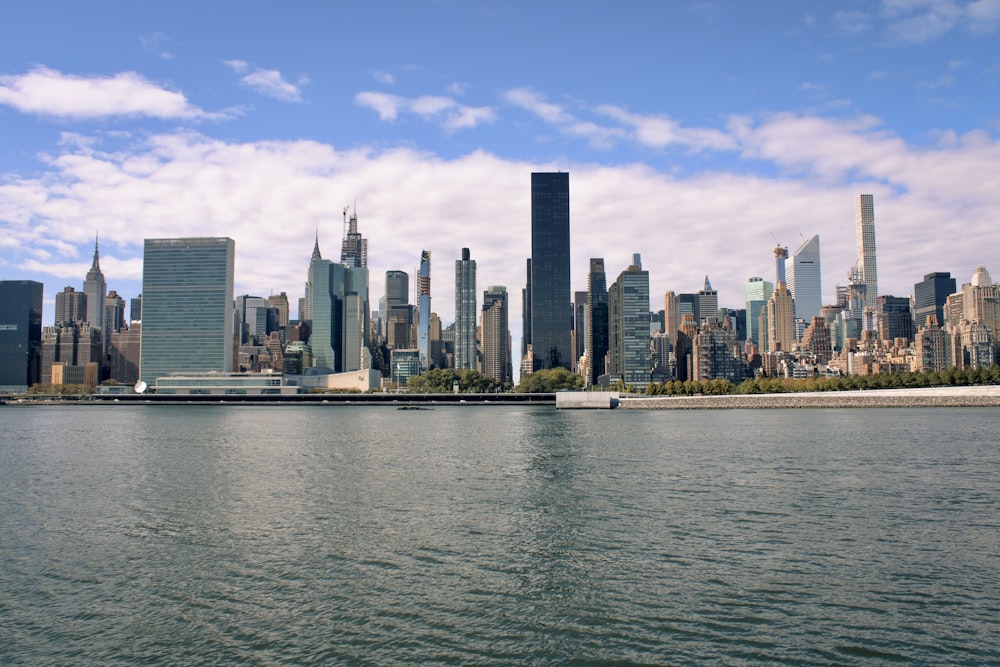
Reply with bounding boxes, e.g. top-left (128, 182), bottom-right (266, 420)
top-left (530, 172), bottom-right (572, 370)
top-left (0, 280), bottom-right (43, 392)
top-left (139, 238), bottom-right (236, 386)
